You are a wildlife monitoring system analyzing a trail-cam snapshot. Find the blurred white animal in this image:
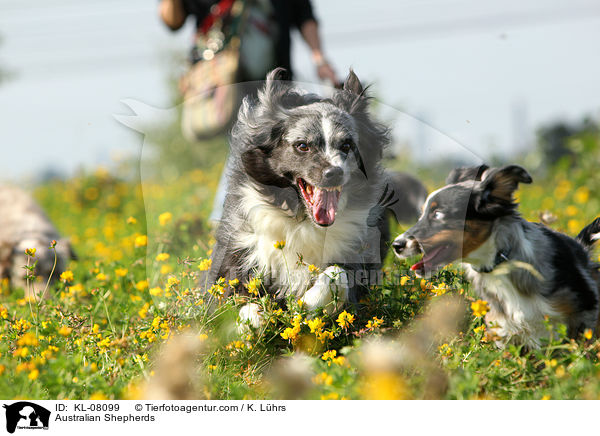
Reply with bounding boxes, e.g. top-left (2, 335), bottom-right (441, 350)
top-left (0, 185), bottom-right (75, 298)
